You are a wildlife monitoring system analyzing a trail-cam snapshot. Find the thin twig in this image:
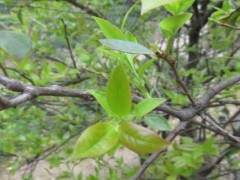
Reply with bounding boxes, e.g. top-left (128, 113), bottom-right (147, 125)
top-left (61, 18), bottom-right (78, 70)
top-left (156, 51), bottom-right (195, 105)
top-left (199, 113), bottom-right (240, 143)
top-left (64, 0), bottom-right (104, 17)
top-left (6, 67), bottom-right (35, 85)
top-left (0, 62), bottom-right (8, 76)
